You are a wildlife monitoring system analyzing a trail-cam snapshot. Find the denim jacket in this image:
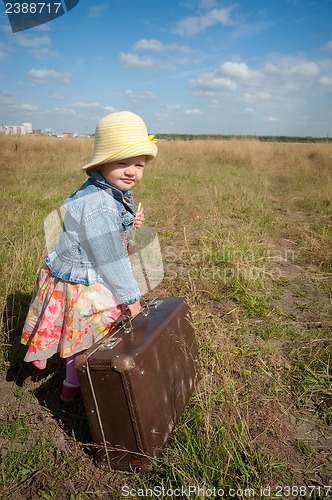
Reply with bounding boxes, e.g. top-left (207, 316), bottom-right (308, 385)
top-left (45, 171), bottom-right (140, 305)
